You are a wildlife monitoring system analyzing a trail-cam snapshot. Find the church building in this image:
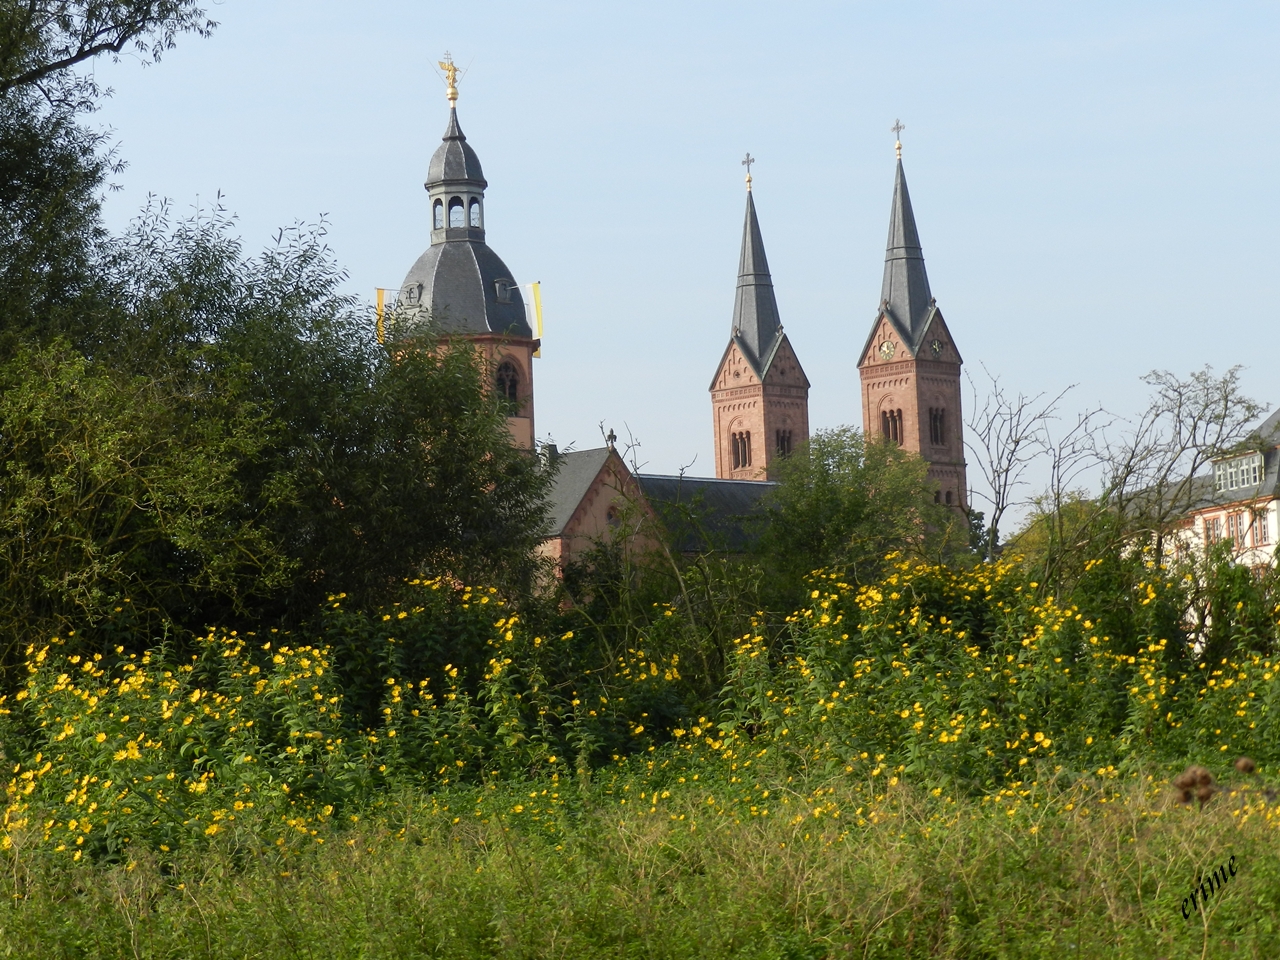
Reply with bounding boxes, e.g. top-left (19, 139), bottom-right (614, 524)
top-left (394, 66), bottom-right (972, 572)
top-left (857, 138), bottom-right (969, 509)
